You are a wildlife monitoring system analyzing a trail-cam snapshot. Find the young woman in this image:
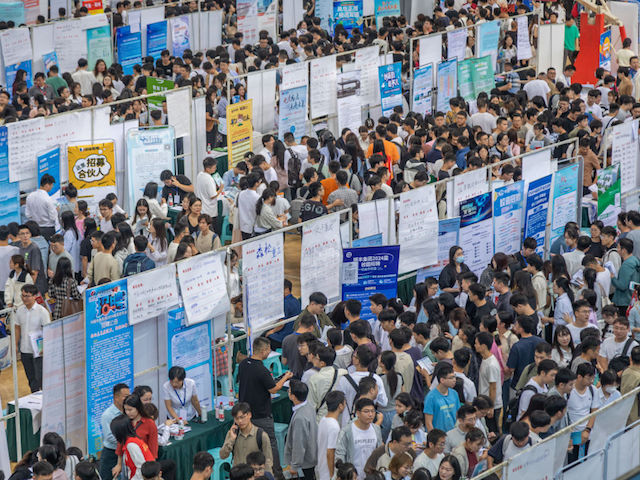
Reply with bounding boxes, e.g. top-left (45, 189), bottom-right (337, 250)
top-left (147, 218), bottom-right (168, 266)
top-left (48, 257), bottom-right (81, 321)
top-left (390, 392), bottom-right (415, 431)
top-left (58, 184), bottom-right (78, 218)
top-left (512, 270), bottom-right (538, 310)
top-left (254, 188), bottom-right (284, 235)
top-left (61, 210), bottom-right (82, 276)
top-left (37, 445), bottom-right (66, 480)
top-left (69, 82), bottom-right (83, 104)
top-left (551, 325), bottom-right (574, 369)
top-left (385, 453), bottom-right (413, 480)
top-left (600, 369), bottom-right (621, 406)
top-left (225, 250), bottom-right (241, 297)
top-left (173, 241), bottom-right (194, 262)
top-left (194, 214), bottom-right (221, 253)
top-left (113, 223), bottom-right (135, 269)
top-left (122, 394), bottom-right (158, 458)
top-left (480, 252), bottom-right (509, 288)
top-left (80, 218), bottom-right (97, 278)
top-left (176, 193), bottom-right (196, 224)
top-left (75, 200), bottom-right (90, 234)
top-left (335, 461), bottom-right (357, 480)
top-left (75, 461), bottom-right (100, 480)
top-left (4, 255), bottom-right (33, 308)
top-left (110, 414), bottom-right (155, 480)
top-left (438, 246), bottom-right (470, 296)
top-left (143, 182), bottom-right (169, 220)
top-left (186, 198), bottom-right (202, 235)
top-left (379, 351), bottom-right (404, 440)
top-left (434, 455), bottom-right (461, 480)
top-left (42, 432), bottom-right (78, 480)
top-left (93, 59), bottom-right (107, 84)
top-left (131, 199), bottom-right (152, 236)
top-left (162, 366), bottom-right (202, 422)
